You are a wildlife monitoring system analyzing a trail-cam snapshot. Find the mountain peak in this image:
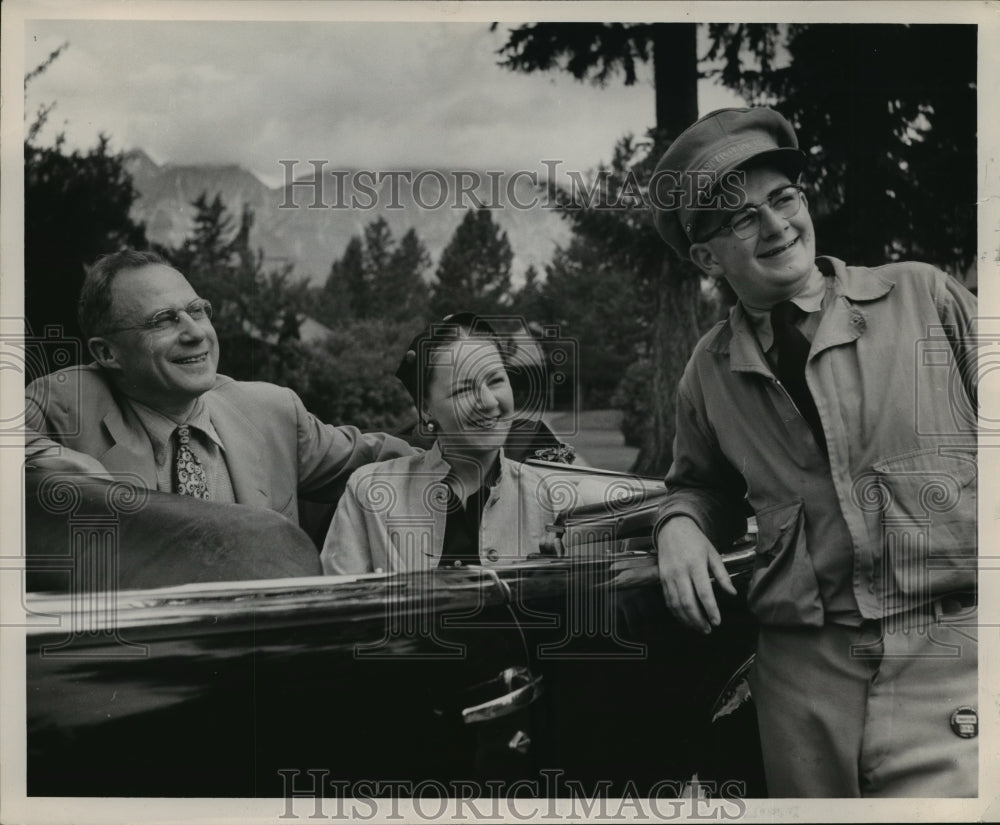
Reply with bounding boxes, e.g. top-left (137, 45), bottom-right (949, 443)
top-left (127, 154), bottom-right (570, 284)
top-left (123, 148), bottom-right (160, 174)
